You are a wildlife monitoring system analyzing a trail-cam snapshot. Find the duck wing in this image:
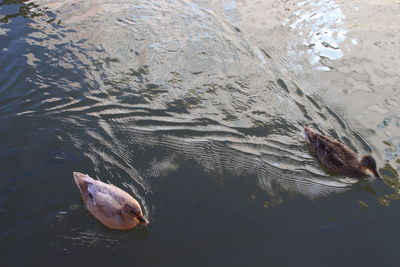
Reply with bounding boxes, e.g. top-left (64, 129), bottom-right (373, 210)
top-left (314, 134), bottom-right (356, 172)
top-left (323, 145), bottom-right (346, 170)
top-left (83, 179), bottom-right (122, 217)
